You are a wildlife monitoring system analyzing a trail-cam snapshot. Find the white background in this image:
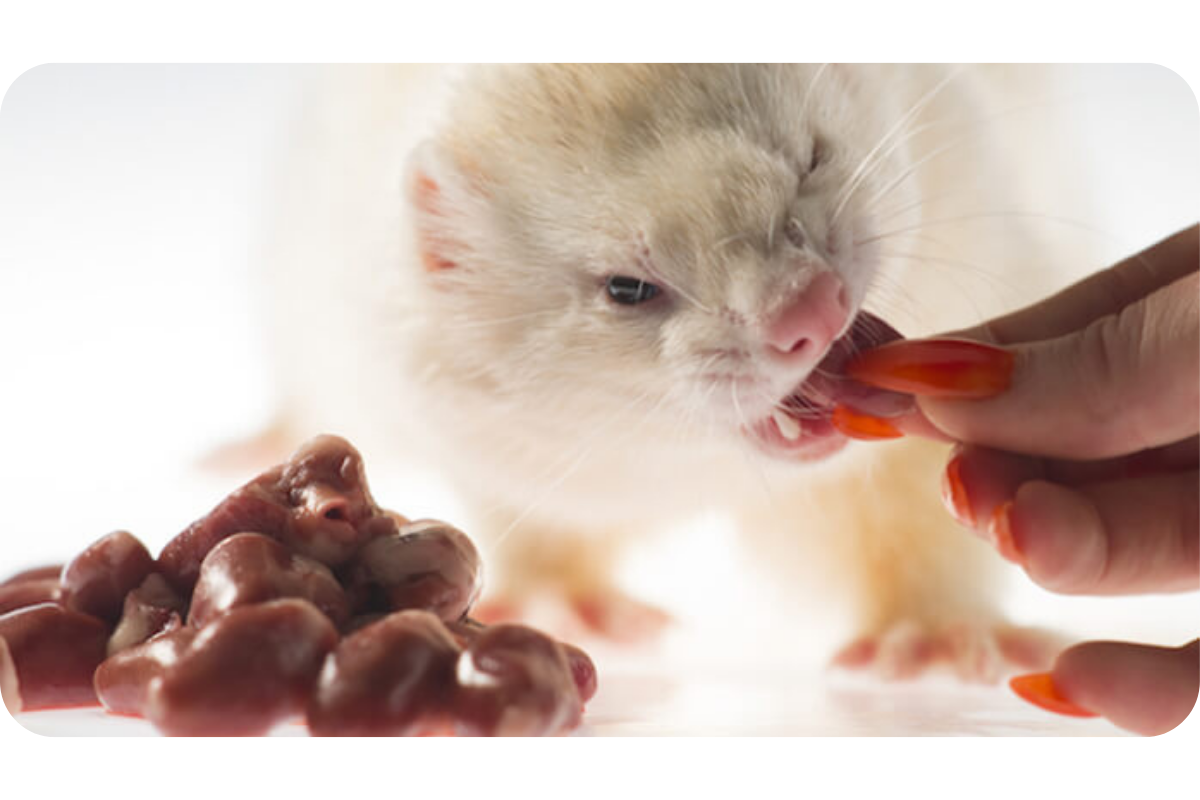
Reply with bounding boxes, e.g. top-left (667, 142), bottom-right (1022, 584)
top-left (2, 62), bottom-right (1200, 738)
